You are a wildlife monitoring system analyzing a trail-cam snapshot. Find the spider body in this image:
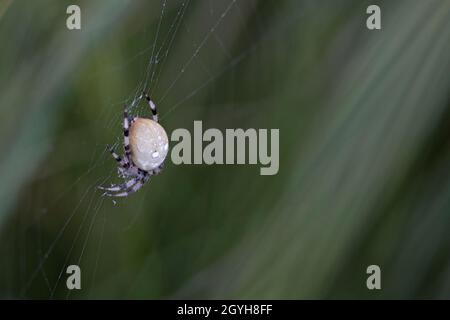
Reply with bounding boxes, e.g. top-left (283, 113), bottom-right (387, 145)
top-left (100, 93), bottom-right (168, 197)
top-left (129, 118), bottom-right (169, 171)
